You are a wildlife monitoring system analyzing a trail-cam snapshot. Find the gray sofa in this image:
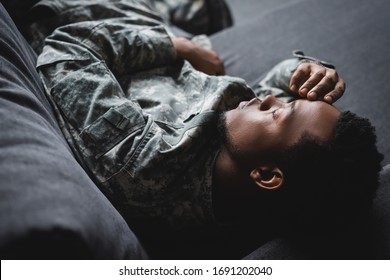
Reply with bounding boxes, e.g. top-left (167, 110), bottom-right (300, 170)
top-left (0, 2), bottom-right (147, 259)
top-left (0, 0), bottom-right (389, 259)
